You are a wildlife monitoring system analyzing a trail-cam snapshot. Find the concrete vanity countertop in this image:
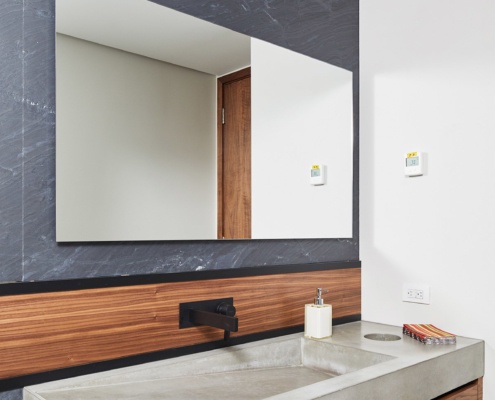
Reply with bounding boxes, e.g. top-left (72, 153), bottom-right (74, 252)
top-left (23, 321), bottom-right (484, 400)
